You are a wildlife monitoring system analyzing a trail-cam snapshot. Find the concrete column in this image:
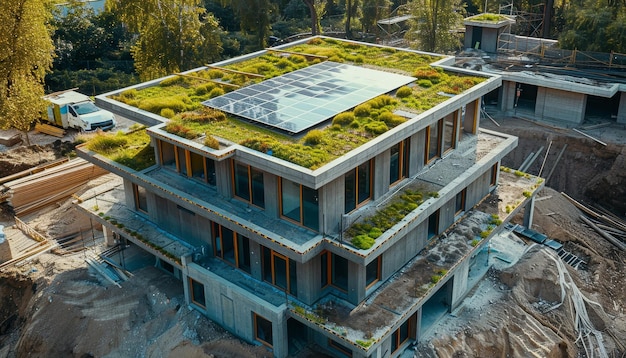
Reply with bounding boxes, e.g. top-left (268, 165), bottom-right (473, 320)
top-left (464, 99), bottom-right (479, 134)
top-left (523, 195), bottom-right (536, 228)
top-left (349, 259), bottom-right (365, 305)
top-left (103, 226), bottom-right (116, 247)
top-left (415, 306), bottom-right (423, 341)
top-left (273, 312), bottom-right (288, 358)
top-left (617, 92), bottom-right (626, 124)
top-left (450, 260), bottom-right (469, 310)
